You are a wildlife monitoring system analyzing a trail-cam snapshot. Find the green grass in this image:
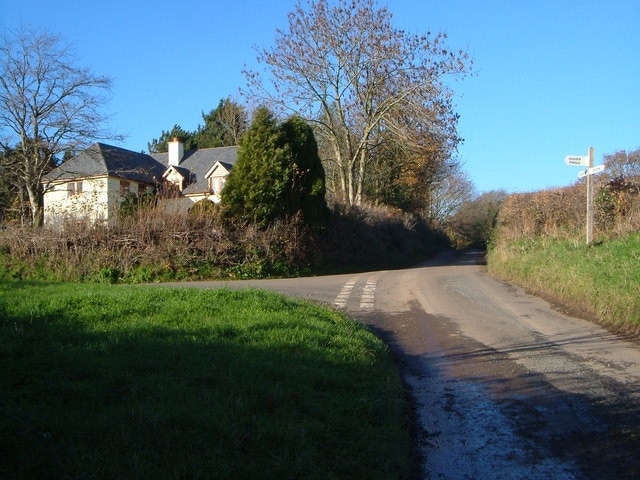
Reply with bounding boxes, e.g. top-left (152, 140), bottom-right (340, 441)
top-left (0, 282), bottom-right (413, 479)
top-left (488, 233), bottom-right (640, 330)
